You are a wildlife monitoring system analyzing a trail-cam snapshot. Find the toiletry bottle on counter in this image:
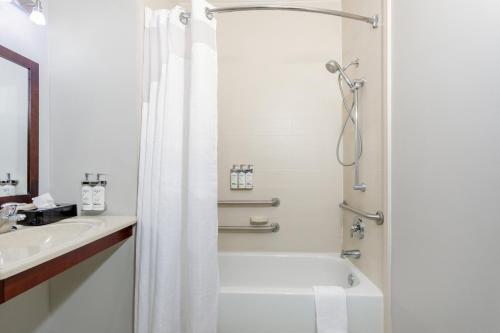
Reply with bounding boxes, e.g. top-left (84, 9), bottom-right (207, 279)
top-left (230, 164), bottom-right (240, 190)
top-left (238, 165), bottom-right (247, 189)
top-left (92, 173), bottom-right (107, 211)
top-left (81, 173), bottom-right (93, 211)
top-left (245, 165), bottom-right (254, 189)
